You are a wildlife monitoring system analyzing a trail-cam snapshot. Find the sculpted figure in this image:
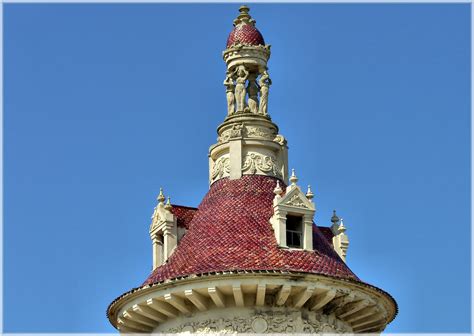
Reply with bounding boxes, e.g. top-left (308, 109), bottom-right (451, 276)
top-left (223, 74), bottom-right (235, 115)
top-left (234, 65), bottom-right (249, 112)
top-left (247, 74), bottom-right (260, 113)
top-left (258, 70), bottom-right (272, 115)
